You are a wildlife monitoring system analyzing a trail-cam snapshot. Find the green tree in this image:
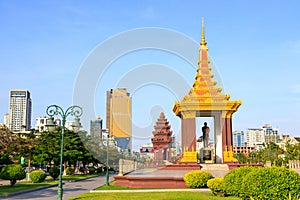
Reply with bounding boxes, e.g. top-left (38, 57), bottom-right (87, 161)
top-left (15, 129), bottom-right (38, 175)
top-left (0, 164), bottom-right (26, 186)
top-left (285, 142), bottom-right (300, 161)
top-left (32, 128), bottom-right (61, 165)
top-left (262, 142), bottom-right (284, 165)
top-left (32, 128), bottom-right (98, 168)
top-left (0, 126), bottom-right (17, 164)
